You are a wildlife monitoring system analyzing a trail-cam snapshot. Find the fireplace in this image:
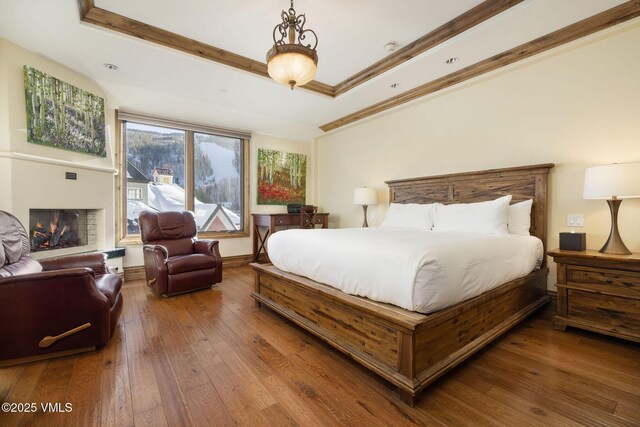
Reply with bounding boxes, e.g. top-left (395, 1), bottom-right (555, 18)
top-left (29, 209), bottom-right (90, 252)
